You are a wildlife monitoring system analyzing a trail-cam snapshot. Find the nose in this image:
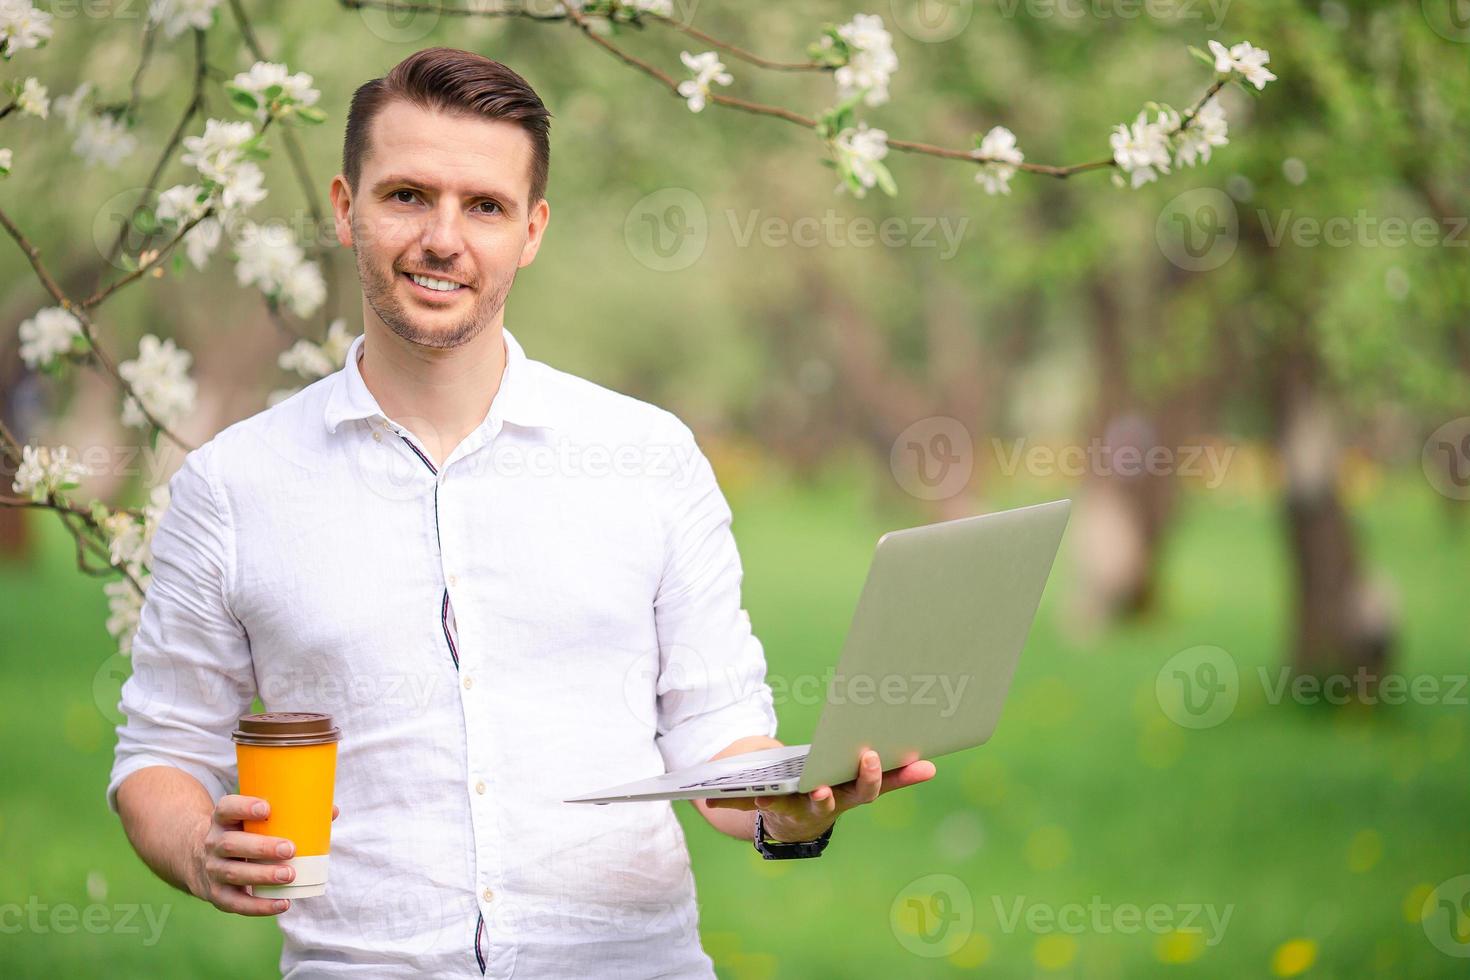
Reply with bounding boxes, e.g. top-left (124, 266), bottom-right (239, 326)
top-left (419, 198), bottom-right (465, 260)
